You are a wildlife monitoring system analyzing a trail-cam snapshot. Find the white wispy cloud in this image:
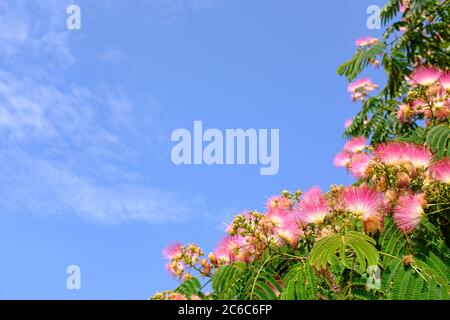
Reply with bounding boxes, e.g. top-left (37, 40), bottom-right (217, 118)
top-left (186, 0), bottom-right (223, 10)
top-left (145, 0), bottom-right (224, 24)
top-left (0, 148), bottom-right (206, 223)
top-left (0, 0), bottom-right (75, 65)
top-left (97, 47), bottom-right (126, 65)
top-left (0, 0), bottom-right (208, 223)
top-left (0, 0), bottom-right (29, 58)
